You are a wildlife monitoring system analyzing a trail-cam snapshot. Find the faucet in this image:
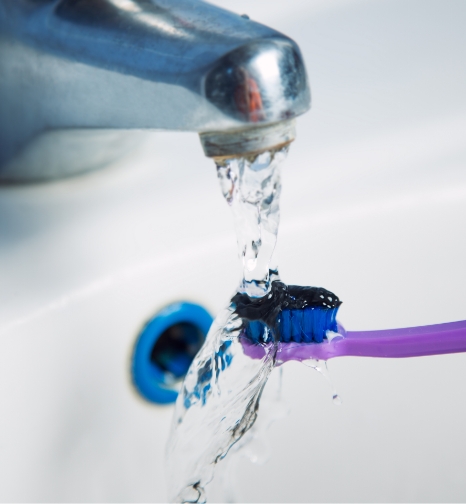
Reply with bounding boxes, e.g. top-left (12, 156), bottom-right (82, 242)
top-left (0, 0), bottom-right (310, 182)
